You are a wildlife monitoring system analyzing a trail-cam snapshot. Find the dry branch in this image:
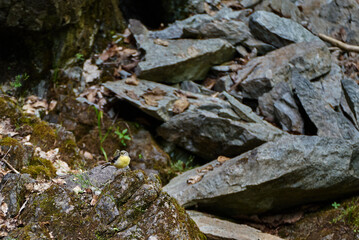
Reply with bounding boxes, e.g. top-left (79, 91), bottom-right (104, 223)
top-left (318, 33), bottom-right (359, 53)
top-left (1, 147), bottom-right (20, 174)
